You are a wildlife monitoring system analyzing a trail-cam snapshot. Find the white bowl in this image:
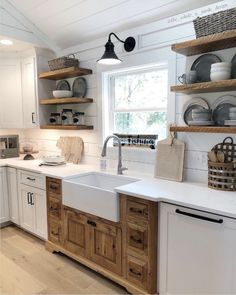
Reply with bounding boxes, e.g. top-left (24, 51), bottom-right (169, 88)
top-left (210, 68), bottom-right (231, 74)
top-left (211, 62), bottom-right (231, 68)
top-left (210, 72), bottom-right (231, 81)
top-left (53, 90), bottom-right (73, 98)
top-left (230, 107), bottom-right (236, 112)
